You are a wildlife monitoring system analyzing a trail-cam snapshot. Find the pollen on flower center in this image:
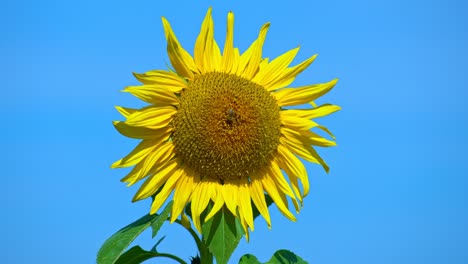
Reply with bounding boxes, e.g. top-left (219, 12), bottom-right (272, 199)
top-left (172, 72), bottom-right (281, 181)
